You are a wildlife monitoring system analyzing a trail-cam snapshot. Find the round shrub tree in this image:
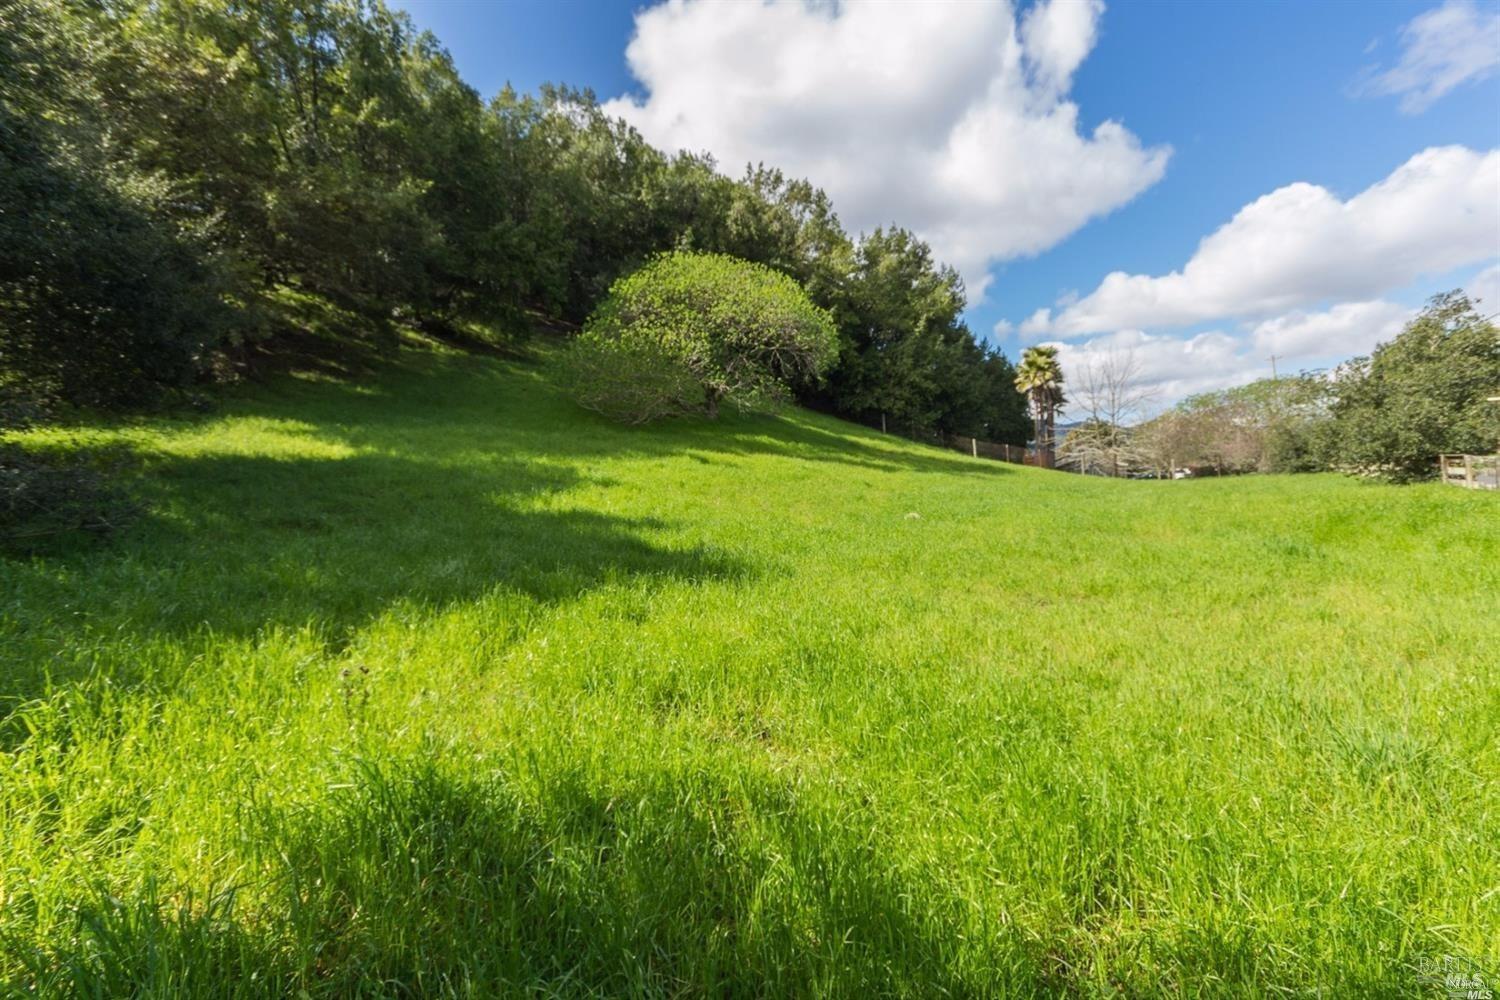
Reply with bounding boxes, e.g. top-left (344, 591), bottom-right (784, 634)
top-left (565, 252), bottom-right (838, 423)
